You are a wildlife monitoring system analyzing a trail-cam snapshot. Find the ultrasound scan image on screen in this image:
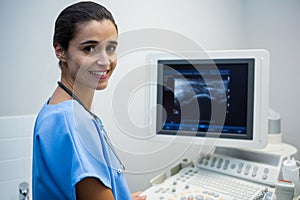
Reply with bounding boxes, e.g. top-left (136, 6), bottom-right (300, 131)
top-left (157, 59), bottom-right (254, 139)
